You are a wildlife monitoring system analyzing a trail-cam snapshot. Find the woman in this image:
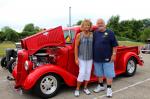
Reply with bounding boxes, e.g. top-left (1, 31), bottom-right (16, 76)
top-left (74, 19), bottom-right (93, 97)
